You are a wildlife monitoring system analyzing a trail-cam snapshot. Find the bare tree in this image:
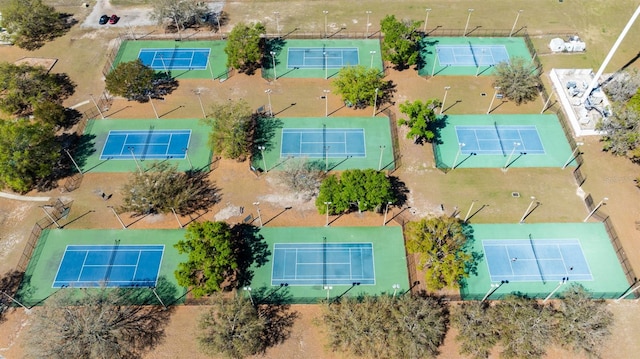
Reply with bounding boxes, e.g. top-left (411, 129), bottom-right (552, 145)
top-left (453, 301), bottom-right (499, 359)
top-left (604, 68), bottom-right (640, 103)
top-left (24, 287), bottom-right (173, 359)
top-left (274, 158), bottom-right (325, 201)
